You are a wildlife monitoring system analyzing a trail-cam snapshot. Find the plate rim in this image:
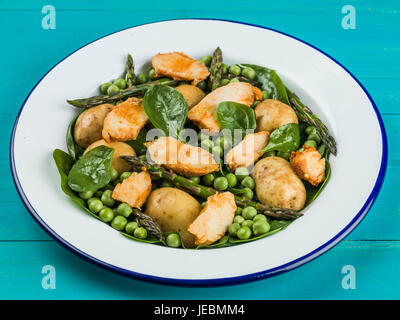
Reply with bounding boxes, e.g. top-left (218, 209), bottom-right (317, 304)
top-left (9, 18), bottom-right (388, 287)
